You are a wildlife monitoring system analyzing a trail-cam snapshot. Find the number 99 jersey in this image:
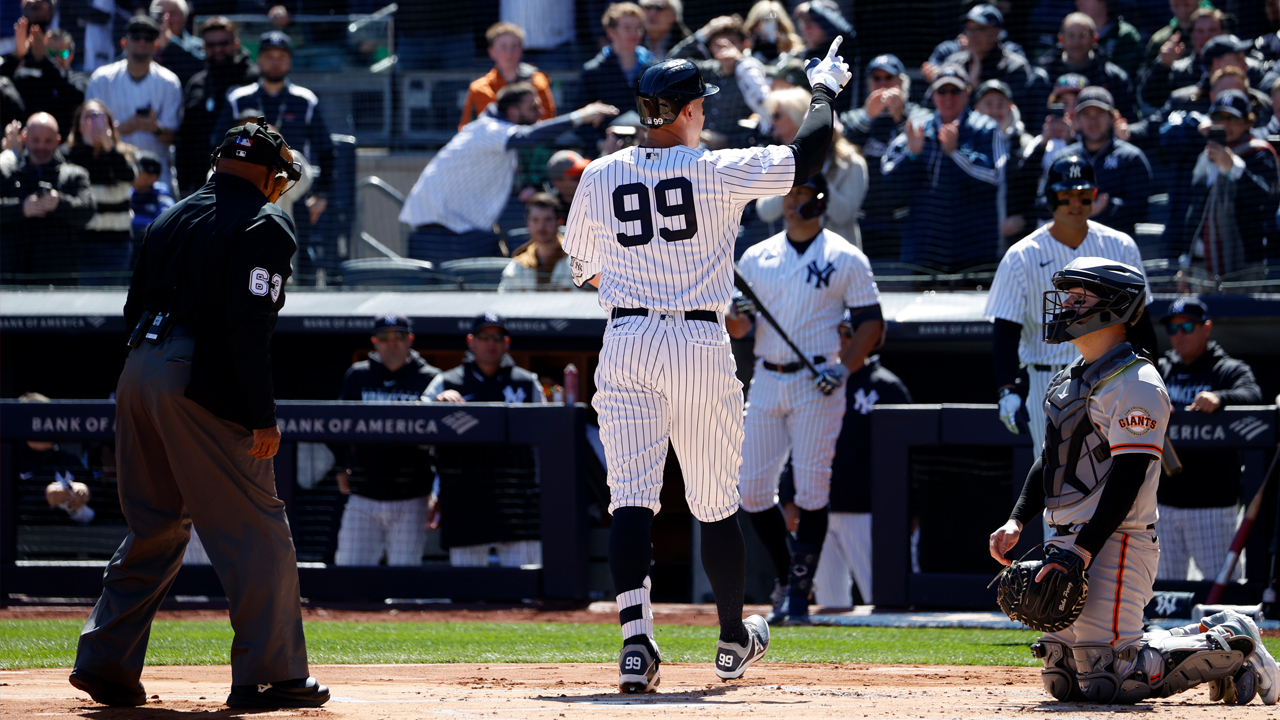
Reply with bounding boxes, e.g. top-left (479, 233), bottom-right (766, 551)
top-left (564, 144), bottom-right (796, 310)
